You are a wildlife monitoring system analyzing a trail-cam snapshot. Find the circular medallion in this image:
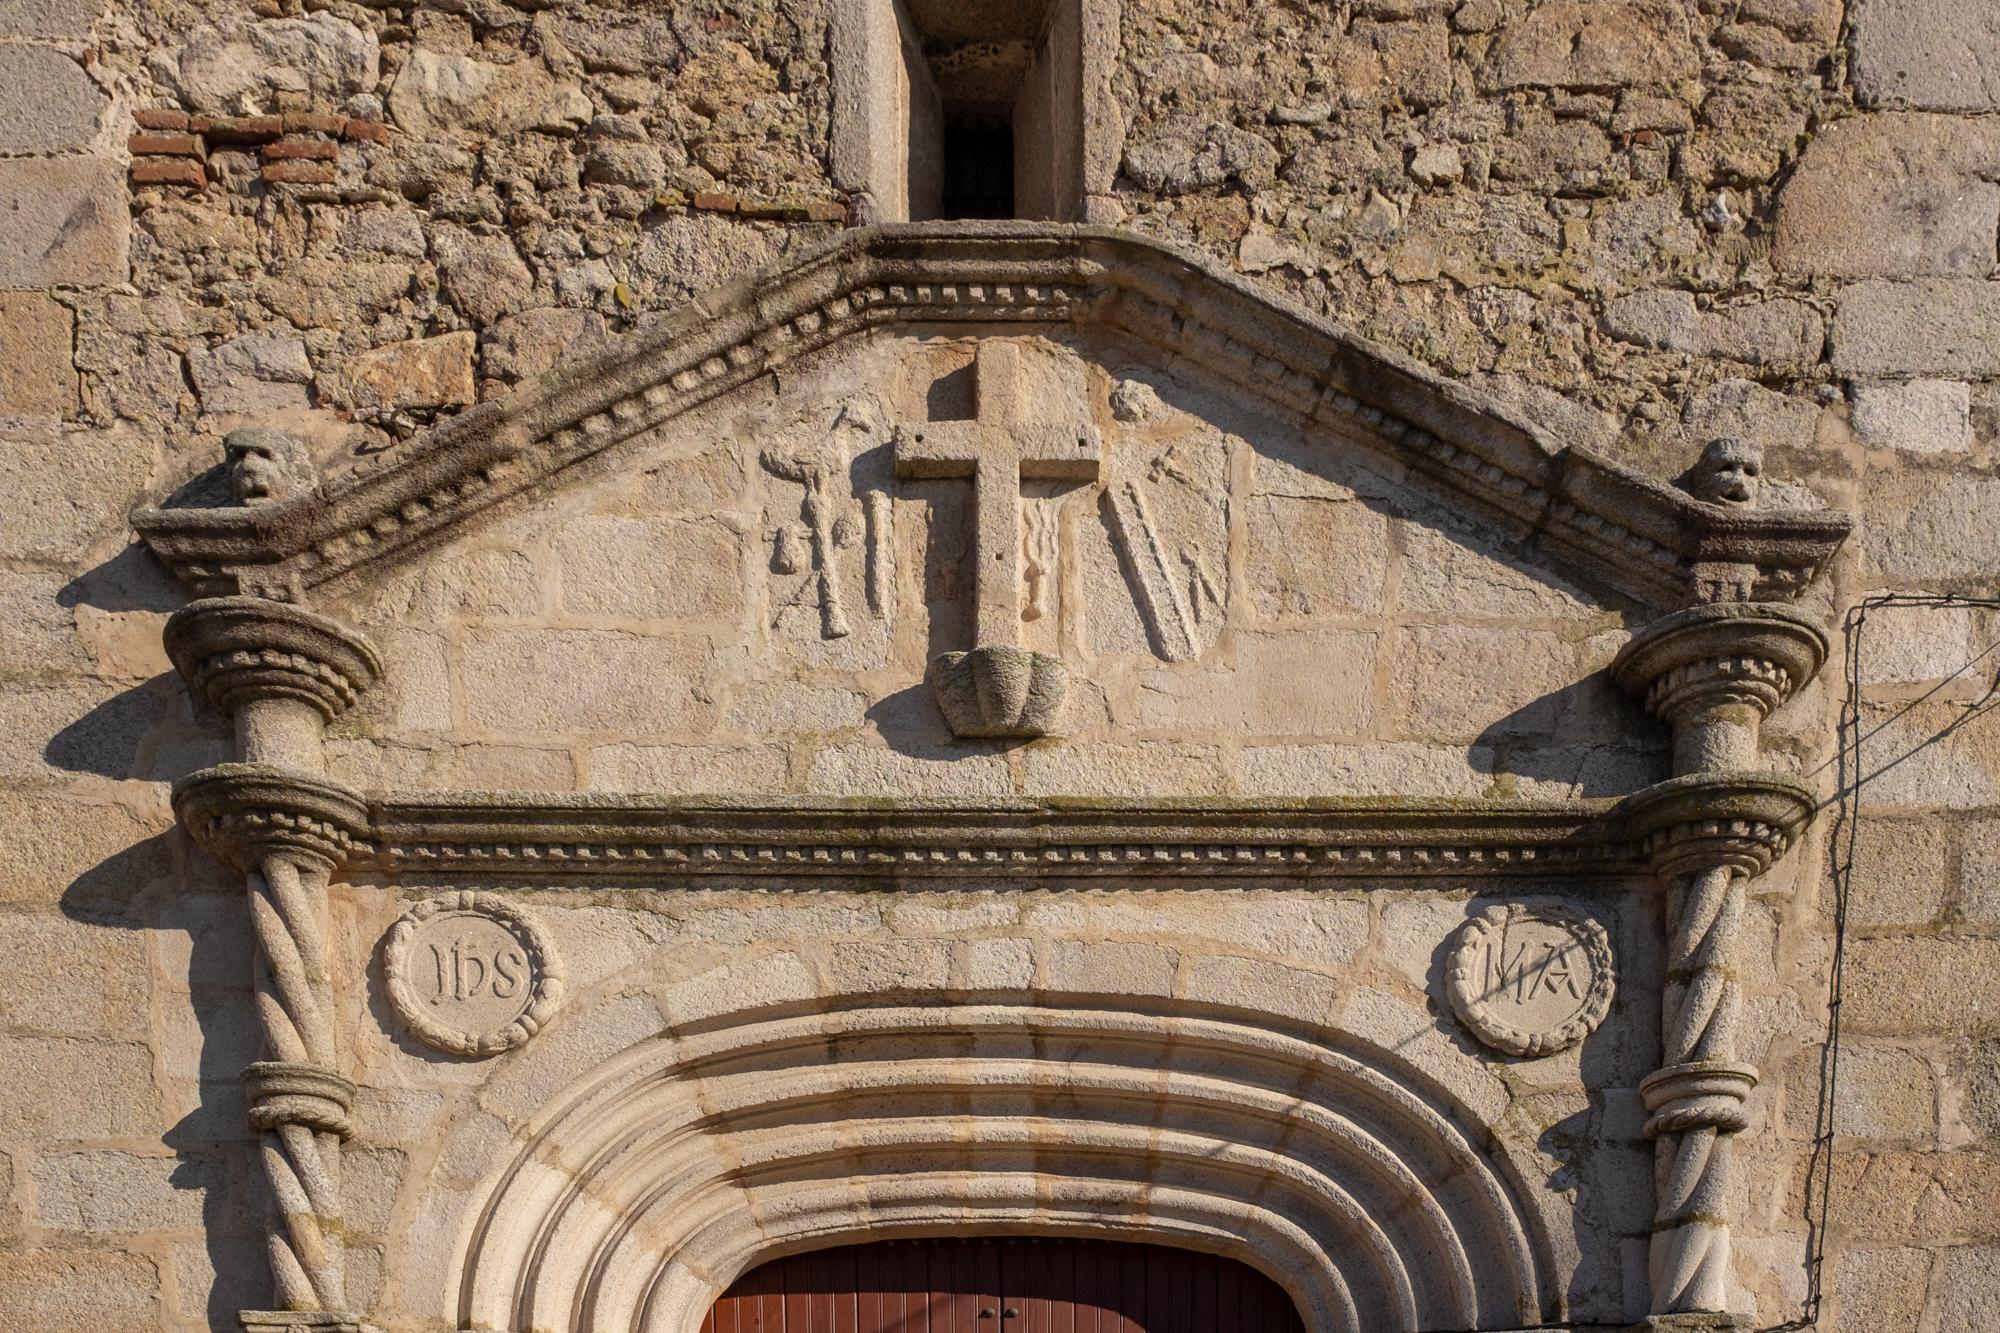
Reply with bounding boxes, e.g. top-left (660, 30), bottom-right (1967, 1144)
top-left (1444, 904), bottom-right (1614, 1058)
top-left (383, 891), bottom-right (563, 1057)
